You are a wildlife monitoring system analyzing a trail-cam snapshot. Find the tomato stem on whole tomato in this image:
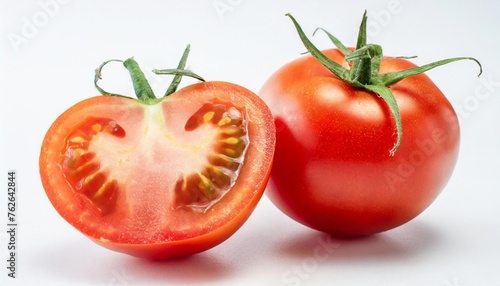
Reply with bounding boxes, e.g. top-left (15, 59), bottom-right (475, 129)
top-left (350, 12), bottom-right (373, 86)
top-left (94, 45), bottom-right (204, 104)
top-left (286, 12), bottom-right (482, 155)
